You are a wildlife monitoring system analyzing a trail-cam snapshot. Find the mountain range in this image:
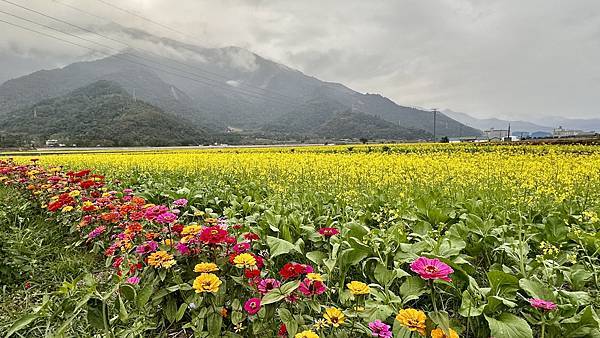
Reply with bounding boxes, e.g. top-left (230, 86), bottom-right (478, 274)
top-left (443, 109), bottom-right (600, 135)
top-left (0, 28), bottom-right (480, 146)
